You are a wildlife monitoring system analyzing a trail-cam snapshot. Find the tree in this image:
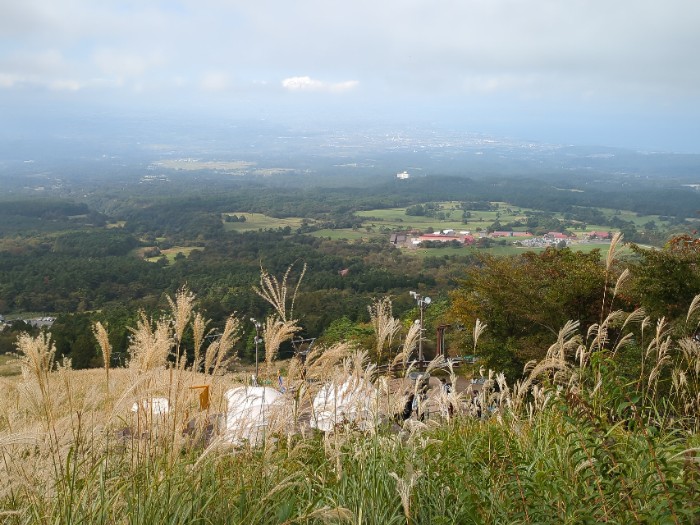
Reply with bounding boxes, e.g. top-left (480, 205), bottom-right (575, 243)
top-left (0, 321), bottom-right (39, 355)
top-left (50, 313), bottom-right (98, 369)
top-left (405, 204), bottom-right (425, 216)
top-left (476, 237), bottom-right (493, 248)
top-left (449, 249), bottom-right (614, 378)
top-left (317, 316), bottom-right (372, 346)
top-left (487, 220), bottom-right (502, 233)
top-left (627, 234), bottom-right (700, 320)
